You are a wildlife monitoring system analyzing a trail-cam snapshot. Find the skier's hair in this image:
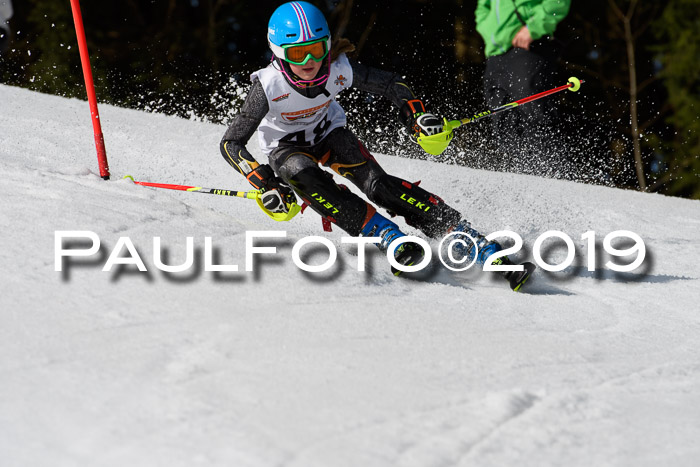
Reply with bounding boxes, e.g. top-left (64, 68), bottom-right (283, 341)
top-left (331, 37), bottom-right (356, 62)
